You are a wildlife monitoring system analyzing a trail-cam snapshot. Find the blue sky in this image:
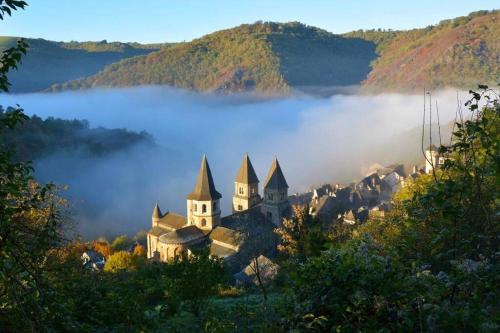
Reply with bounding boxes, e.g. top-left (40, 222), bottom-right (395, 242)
top-left (2, 0), bottom-right (498, 43)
